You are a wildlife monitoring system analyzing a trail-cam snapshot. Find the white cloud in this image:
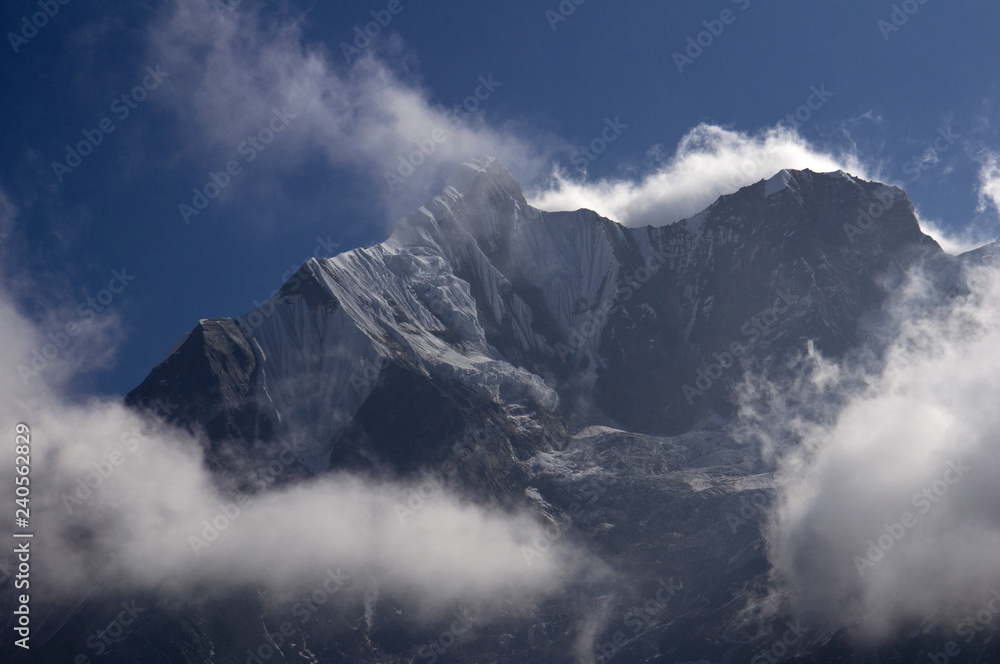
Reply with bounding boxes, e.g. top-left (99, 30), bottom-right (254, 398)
top-left (911, 150), bottom-right (1000, 255)
top-left (977, 150), bottom-right (1000, 215)
top-left (739, 262), bottom-right (1000, 642)
top-left (146, 1), bottom-right (560, 219)
top-left (917, 216), bottom-right (994, 255)
top-left (527, 123), bottom-right (870, 227)
top-left (24, 397), bottom-right (587, 608)
top-left (1, 294), bottom-right (592, 613)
